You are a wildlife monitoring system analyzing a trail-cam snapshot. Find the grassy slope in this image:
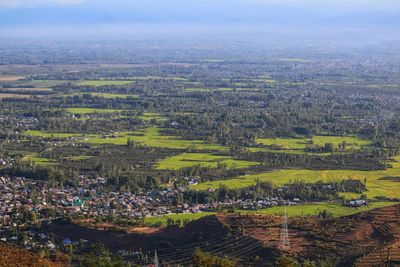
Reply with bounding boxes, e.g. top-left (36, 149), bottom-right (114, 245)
top-left (239, 202), bottom-right (398, 217)
top-left (144, 212), bottom-right (215, 227)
